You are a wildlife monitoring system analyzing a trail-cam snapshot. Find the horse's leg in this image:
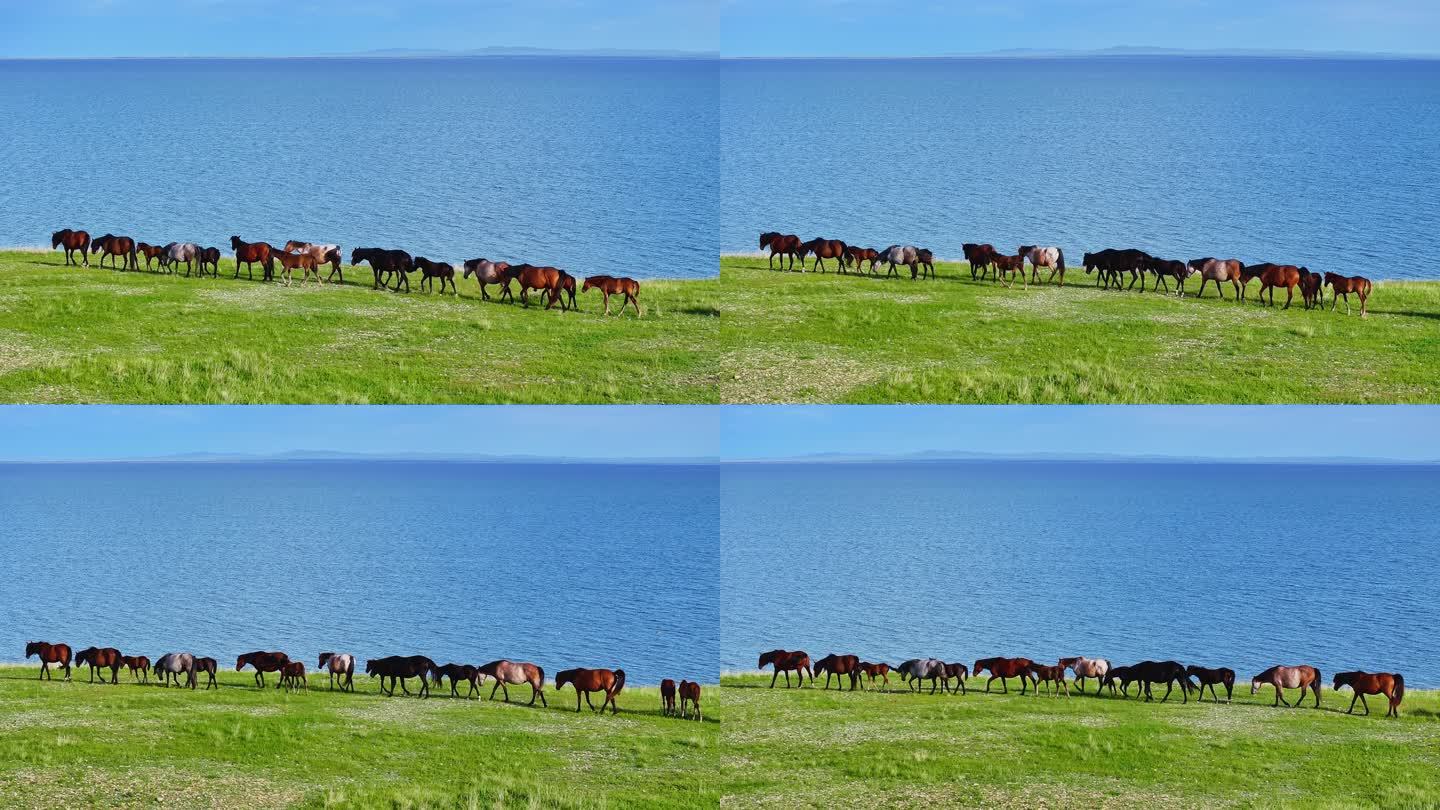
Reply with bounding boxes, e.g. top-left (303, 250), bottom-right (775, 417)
top-left (1283, 286), bottom-right (1293, 309)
